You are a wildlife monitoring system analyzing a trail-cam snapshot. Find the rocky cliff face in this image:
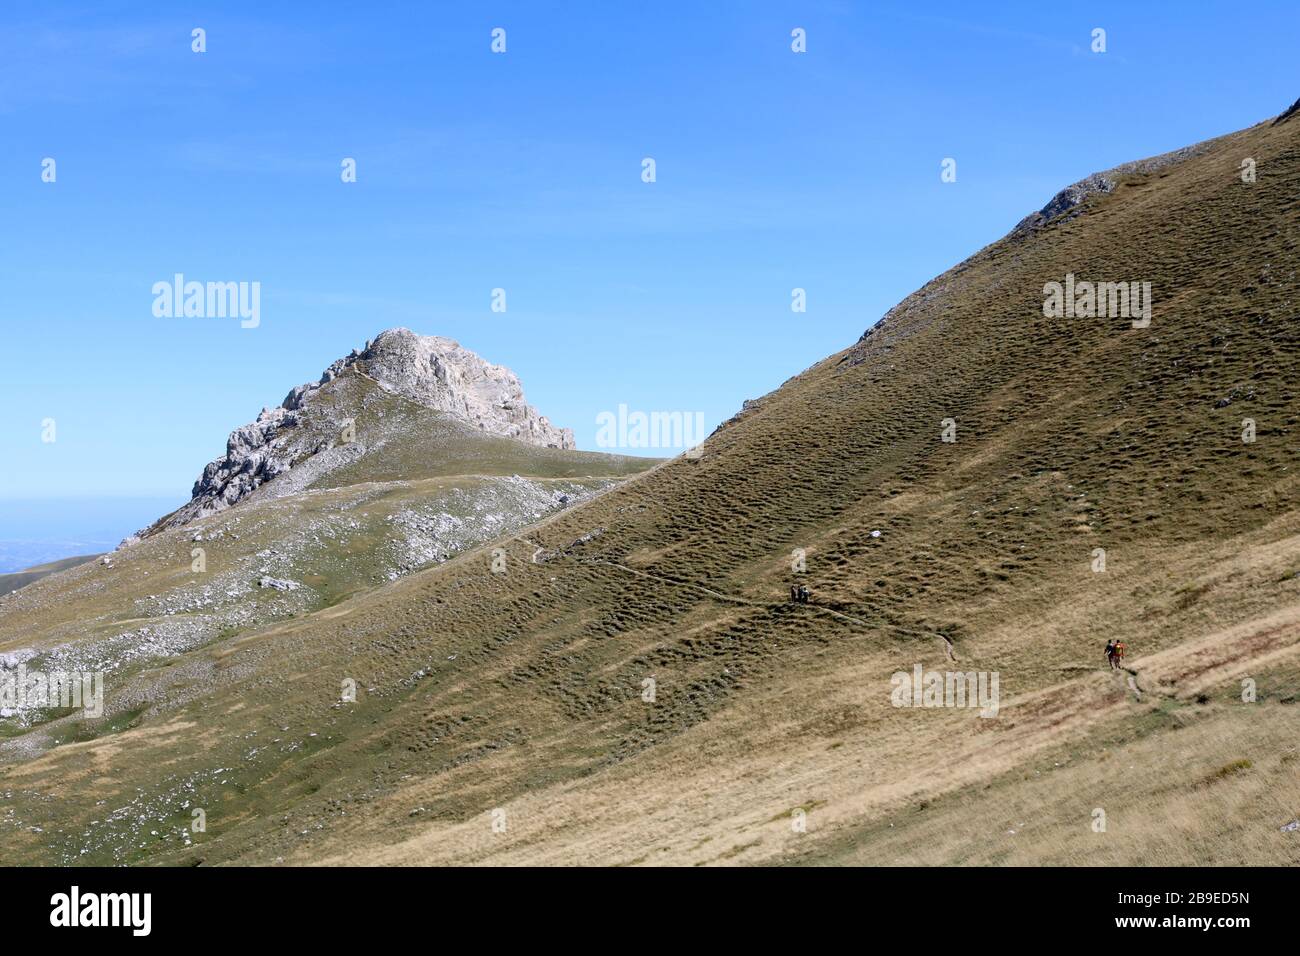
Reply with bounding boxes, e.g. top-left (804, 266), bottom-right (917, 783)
top-left (322, 328), bottom-right (574, 449)
top-left (141, 329), bottom-right (574, 535)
